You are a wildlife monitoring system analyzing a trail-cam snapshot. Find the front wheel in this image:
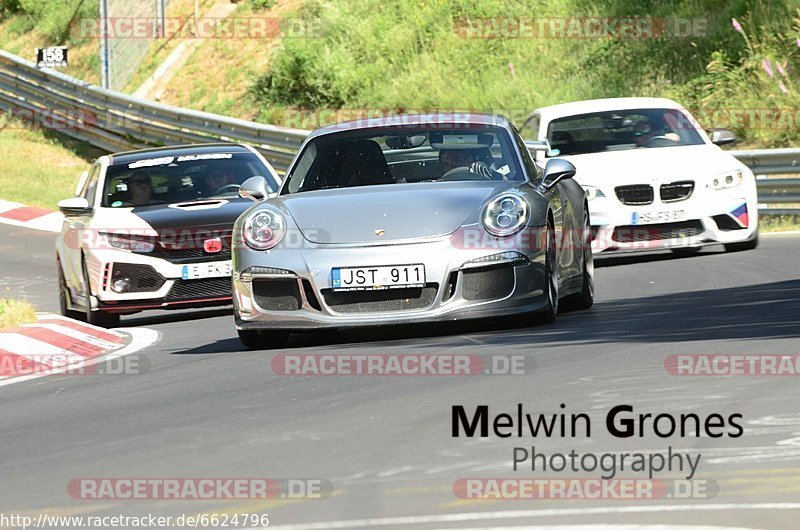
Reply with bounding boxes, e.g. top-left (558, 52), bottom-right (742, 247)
top-left (562, 209), bottom-right (594, 311)
top-left (57, 257), bottom-right (84, 320)
top-left (724, 233), bottom-right (759, 252)
top-left (82, 260), bottom-right (120, 328)
top-left (535, 223), bottom-right (559, 323)
top-left (237, 329), bottom-right (290, 350)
